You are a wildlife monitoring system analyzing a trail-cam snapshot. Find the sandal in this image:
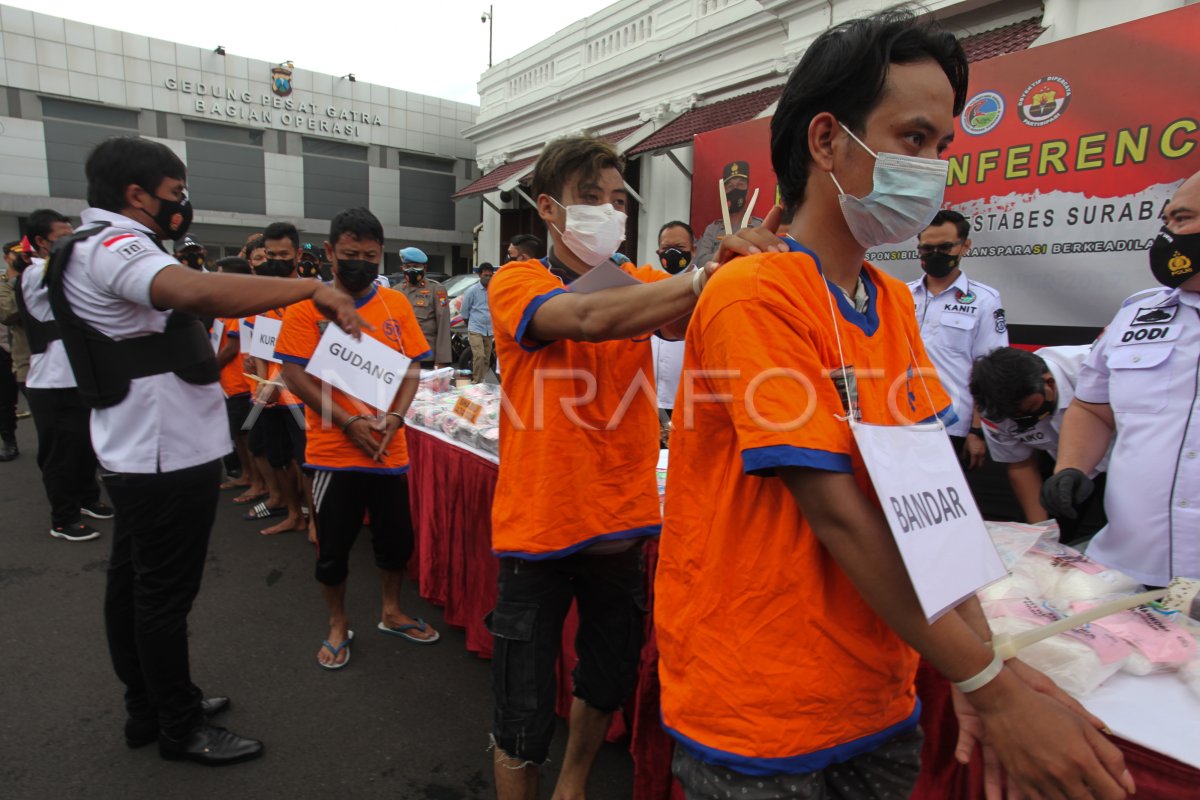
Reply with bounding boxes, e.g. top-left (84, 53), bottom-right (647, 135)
top-left (318, 630), bottom-right (353, 670)
top-left (242, 502), bottom-right (286, 521)
top-left (377, 618), bottom-right (440, 645)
